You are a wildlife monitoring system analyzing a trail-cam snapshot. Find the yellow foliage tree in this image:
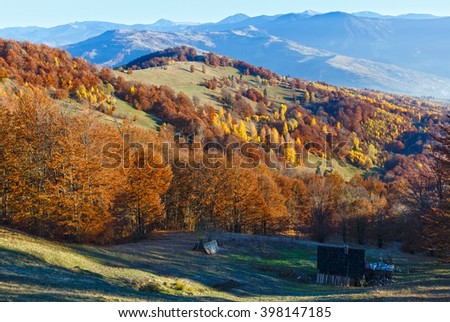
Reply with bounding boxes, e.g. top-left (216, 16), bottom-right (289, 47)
top-left (237, 120), bottom-right (247, 140)
top-left (304, 91), bottom-right (310, 103)
top-left (285, 145), bottom-right (296, 164)
top-left (221, 121), bottom-right (231, 135)
top-left (280, 103), bottom-right (287, 121)
top-left (271, 127), bottom-right (280, 144)
top-left (218, 106), bottom-right (225, 118)
top-left (283, 122), bottom-right (289, 136)
top-left (353, 137), bottom-right (360, 151)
